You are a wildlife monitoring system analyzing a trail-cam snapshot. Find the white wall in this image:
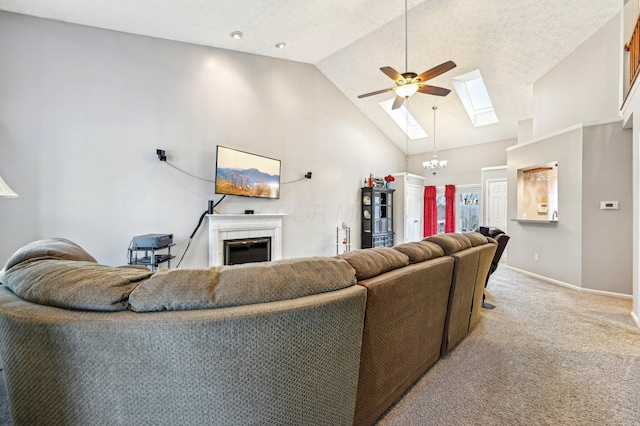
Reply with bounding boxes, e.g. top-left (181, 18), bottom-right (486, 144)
top-left (0, 12), bottom-right (405, 267)
top-left (506, 12), bottom-right (633, 297)
top-left (407, 138), bottom-right (516, 187)
top-left (582, 123), bottom-right (632, 294)
top-left (508, 122), bottom-right (632, 295)
top-left (507, 128), bottom-right (584, 286)
top-left (517, 119), bottom-right (533, 144)
top-left (533, 14), bottom-right (622, 138)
